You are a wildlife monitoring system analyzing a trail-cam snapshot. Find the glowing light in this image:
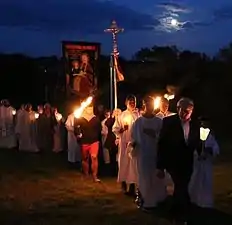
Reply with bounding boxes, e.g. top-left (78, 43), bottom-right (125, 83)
top-left (12, 109), bottom-right (16, 115)
top-left (171, 18), bottom-right (178, 26)
top-left (164, 94), bottom-right (175, 100)
top-left (56, 113), bottom-right (62, 121)
top-left (74, 96), bottom-right (93, 118)
top-left (200, 127), bottom-right (210, 141)
top-left (154, 96), bottom-right (161, 110)
top-left (35, 113), bottom-right (39, 119)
